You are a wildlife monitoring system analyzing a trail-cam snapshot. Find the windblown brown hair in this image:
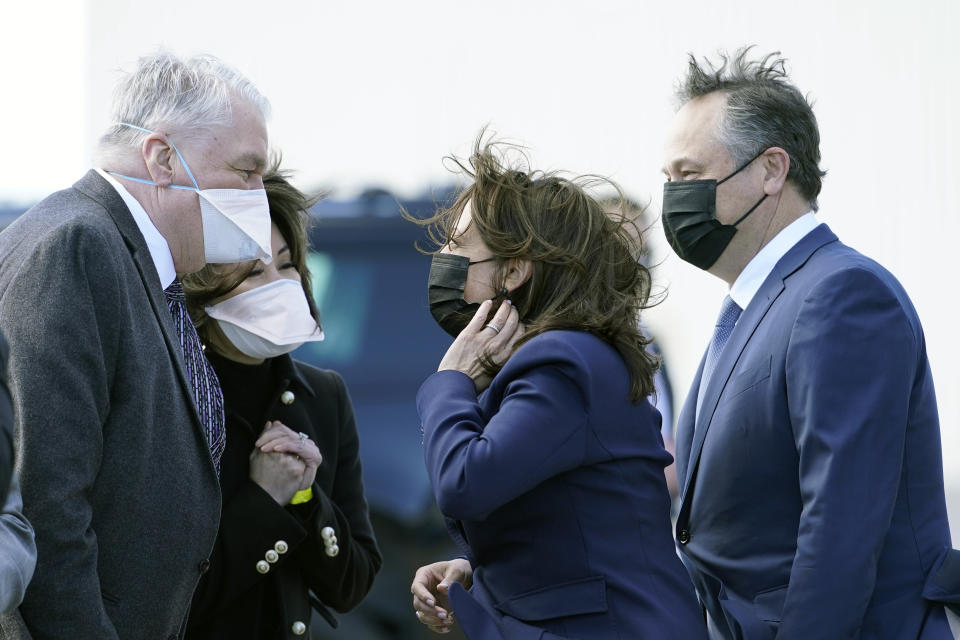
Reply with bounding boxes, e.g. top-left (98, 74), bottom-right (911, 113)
top-left (414, 134), bottom-right (658, 402)
top-left (183, 157), bottom-right (322, 344)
